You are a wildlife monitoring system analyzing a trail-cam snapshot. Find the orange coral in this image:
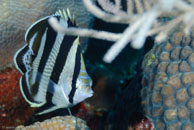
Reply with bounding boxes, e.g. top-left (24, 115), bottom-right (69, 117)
top-left (0, 67), bottom-right (36, 129)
